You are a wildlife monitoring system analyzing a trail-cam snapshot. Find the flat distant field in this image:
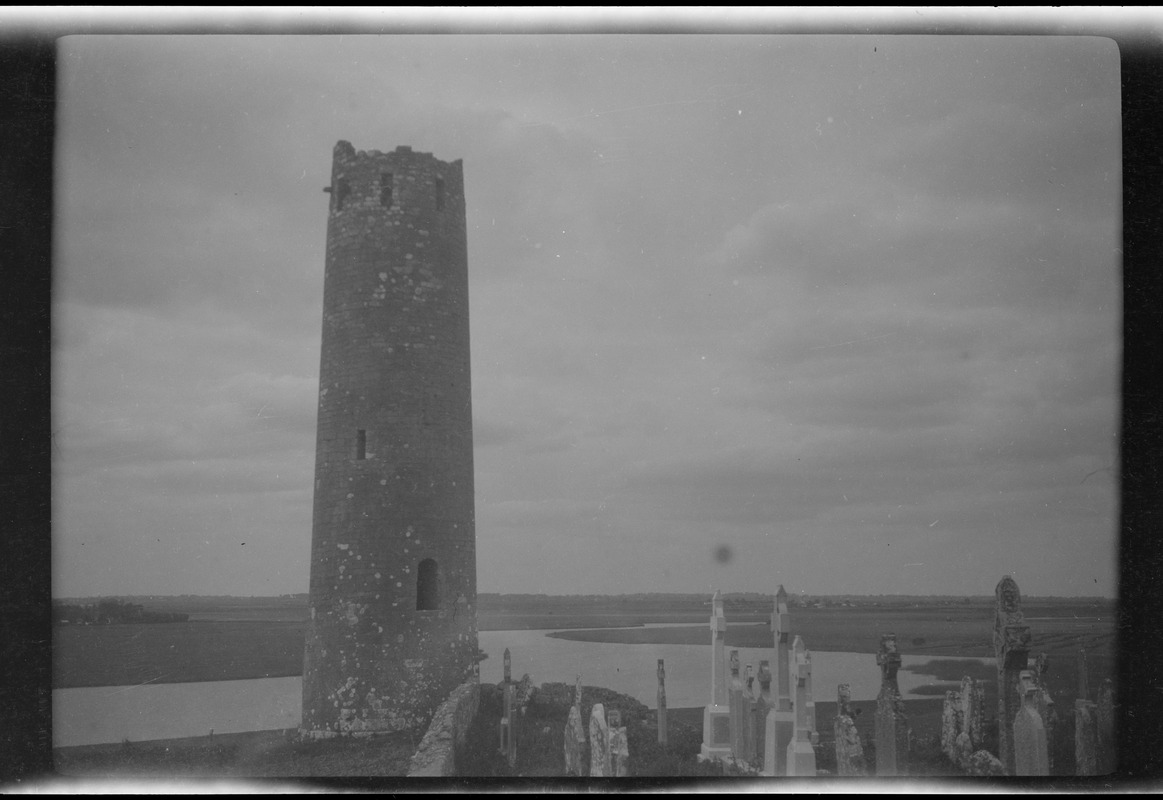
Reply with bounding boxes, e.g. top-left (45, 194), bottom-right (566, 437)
top-left (545, 604), bottom-right (1116, 660)
top-left (53, 596), bottom-right (1116, 689)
